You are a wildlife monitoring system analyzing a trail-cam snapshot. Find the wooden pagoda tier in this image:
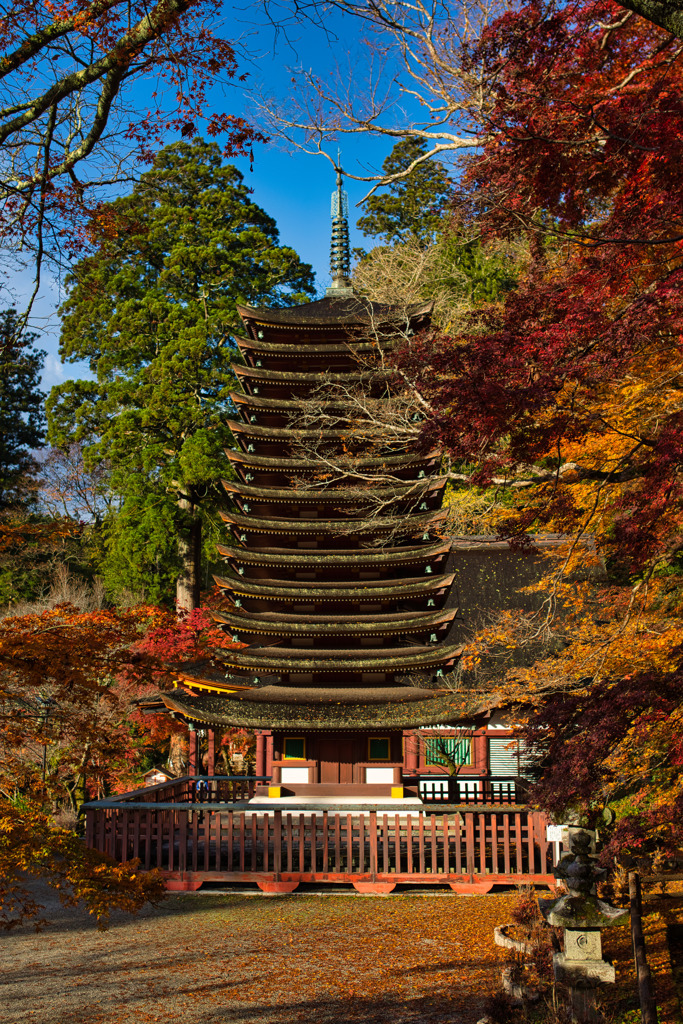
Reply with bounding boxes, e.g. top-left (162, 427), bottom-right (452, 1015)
top-left (172, 295), bottom-right (468, 795)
